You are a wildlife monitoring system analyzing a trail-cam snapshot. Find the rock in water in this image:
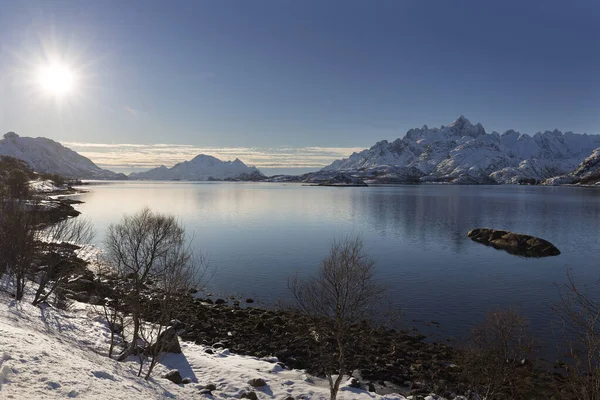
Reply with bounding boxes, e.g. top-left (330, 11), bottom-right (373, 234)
top-left (467, 228), bottom-right (560, 257)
